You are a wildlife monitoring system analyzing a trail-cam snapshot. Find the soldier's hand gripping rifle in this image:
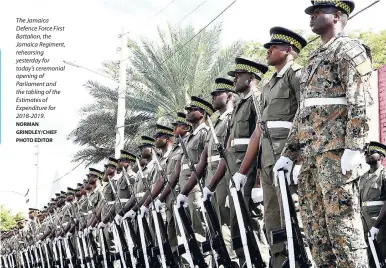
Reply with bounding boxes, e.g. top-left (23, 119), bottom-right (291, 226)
top-left (134, 158), bottom-right (162, 268)
top-left (205, 114), bottom-right (265, 268)
top-left (368, 233), bottom-right (386, 268)
top-left (150, 150), bottom-right (183, 268)
top-left (249, 87), bottom-right (311, 268)
top-left (178, 133), bottom-right (232, 268)
top-left (107, 175), bottom-right (135, 268)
